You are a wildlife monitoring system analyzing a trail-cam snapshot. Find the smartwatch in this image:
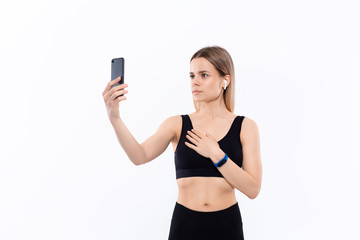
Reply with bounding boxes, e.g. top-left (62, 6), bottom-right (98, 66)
top-left (212, 153), bottom-right (228, 168)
